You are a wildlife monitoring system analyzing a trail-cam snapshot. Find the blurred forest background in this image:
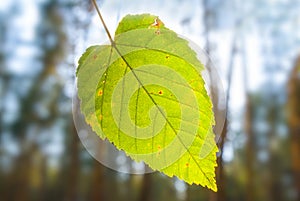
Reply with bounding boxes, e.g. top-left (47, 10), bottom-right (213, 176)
top-left (0, 0), bottom-right (300, 201)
